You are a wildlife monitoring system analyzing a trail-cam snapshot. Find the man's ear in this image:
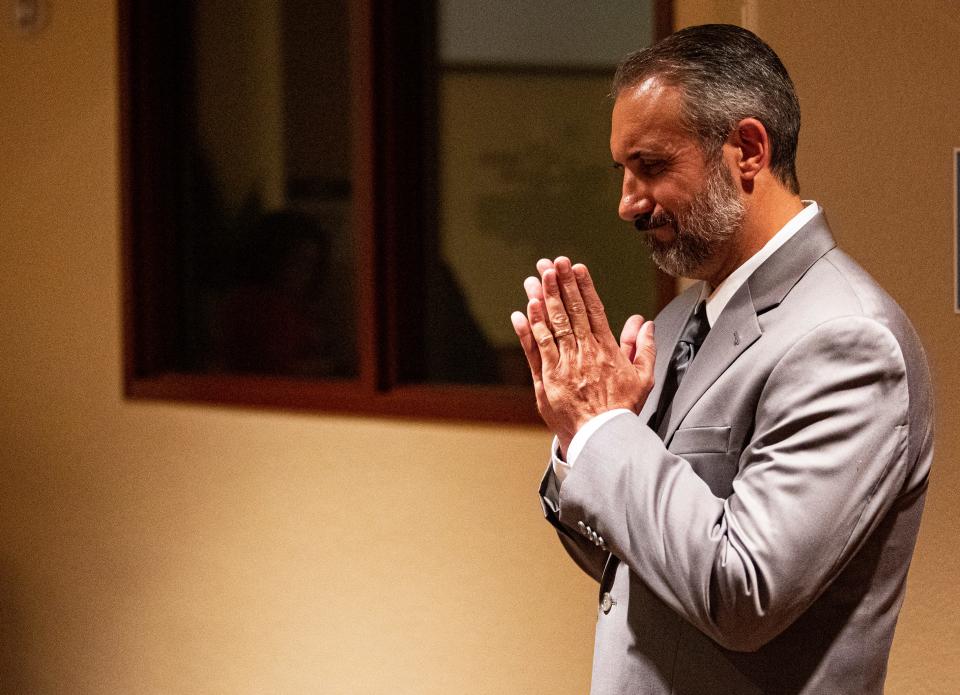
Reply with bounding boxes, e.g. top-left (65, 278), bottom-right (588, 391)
top-left (730, 118), bottom-right (769, 183)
